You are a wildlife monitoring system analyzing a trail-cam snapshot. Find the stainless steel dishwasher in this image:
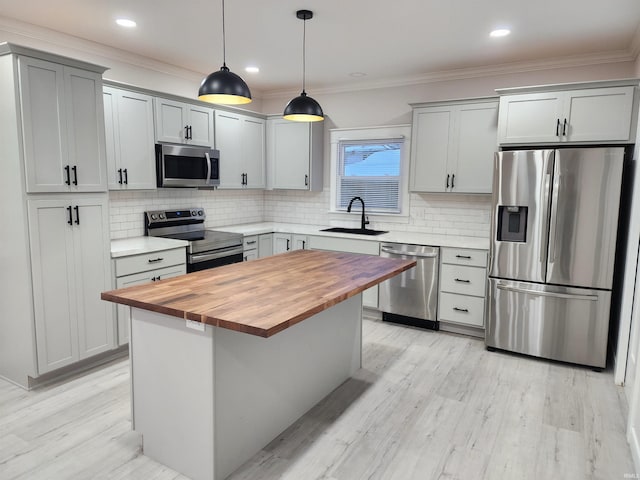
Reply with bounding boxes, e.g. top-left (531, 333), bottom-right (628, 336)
top-left (379, 243), bottom-right (440, 330)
